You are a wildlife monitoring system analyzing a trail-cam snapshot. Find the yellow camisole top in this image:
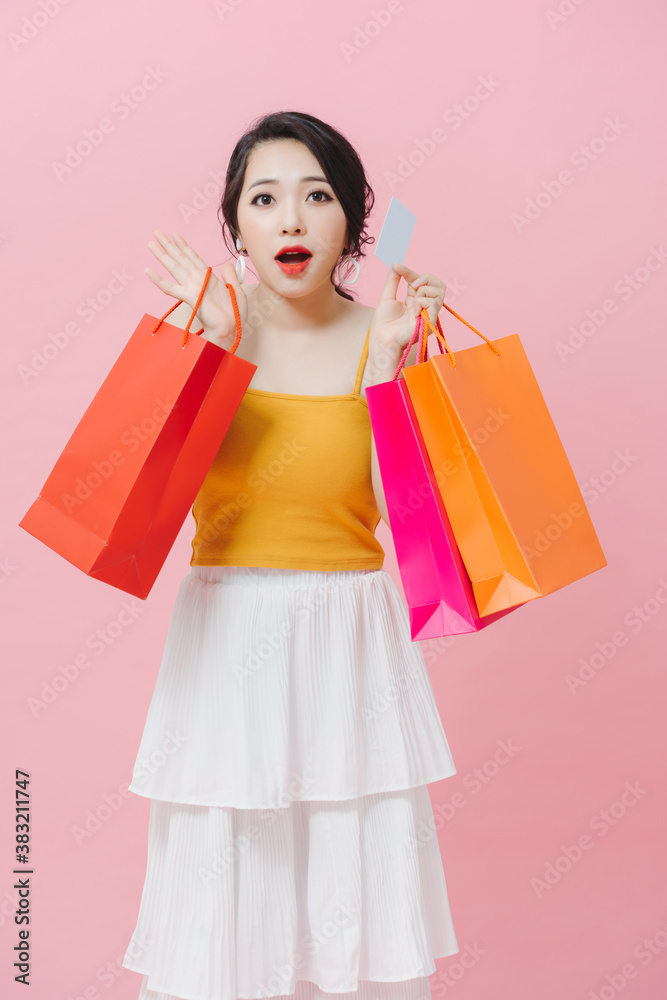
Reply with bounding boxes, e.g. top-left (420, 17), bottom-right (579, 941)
top-left (189, 324), bottom-right (385, 571)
